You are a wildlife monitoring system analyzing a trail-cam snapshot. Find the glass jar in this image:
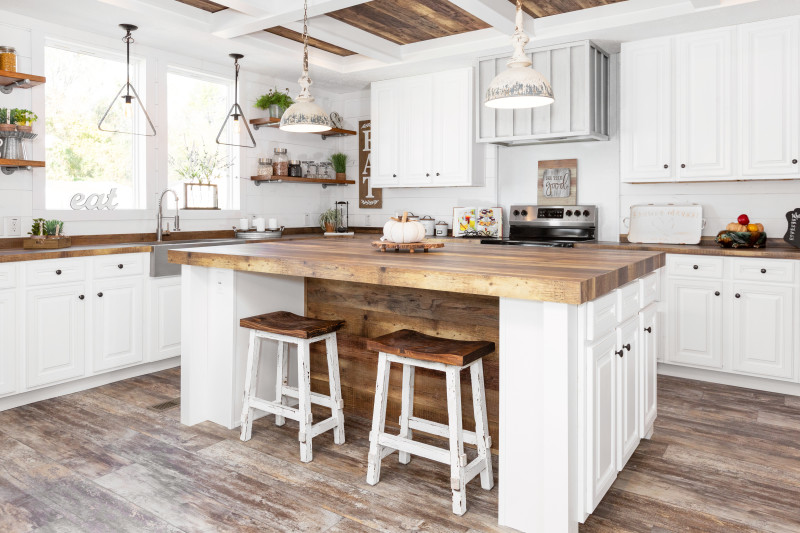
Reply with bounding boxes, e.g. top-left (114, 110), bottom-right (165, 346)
top-left (273, 148), bottom-right (289, 176)
top-left (257, 158), bottom-right (273, 177)
top-left (0, 46), bottom-right (16, 72)
top-left (288, 160), bottom-right (302, 177)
